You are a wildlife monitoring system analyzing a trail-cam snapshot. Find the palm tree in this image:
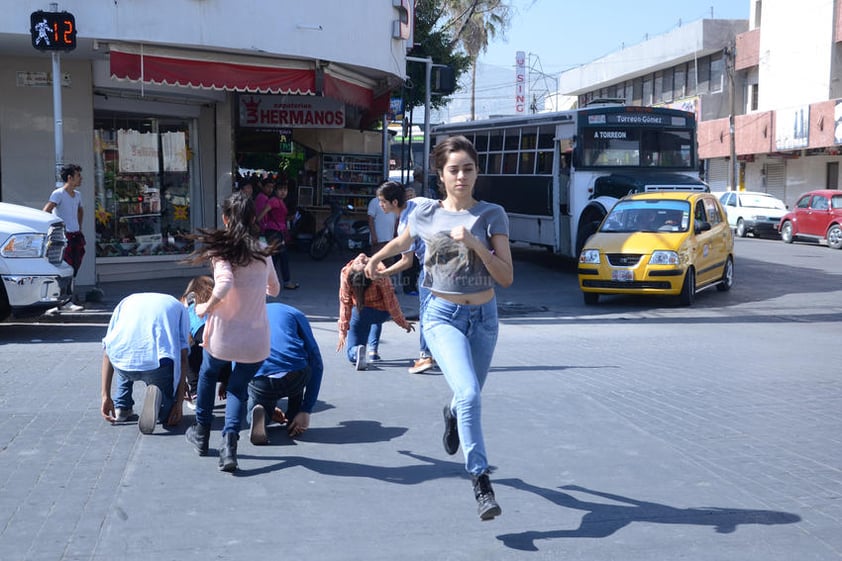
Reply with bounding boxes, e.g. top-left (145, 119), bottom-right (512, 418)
top-left (443, 0), bottom-right (512, 120)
